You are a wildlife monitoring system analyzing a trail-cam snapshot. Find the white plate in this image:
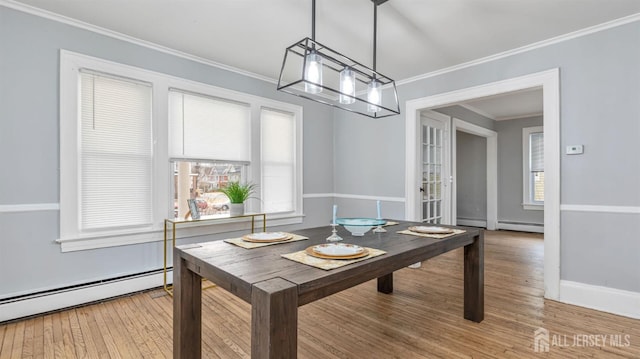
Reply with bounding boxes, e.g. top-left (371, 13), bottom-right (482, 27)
top-left (243, 232), bottom-right (288, 242)
top-left (408, 226), bottom-right (454, 234)
top-left (312, 243), bottom-right (365, 257)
